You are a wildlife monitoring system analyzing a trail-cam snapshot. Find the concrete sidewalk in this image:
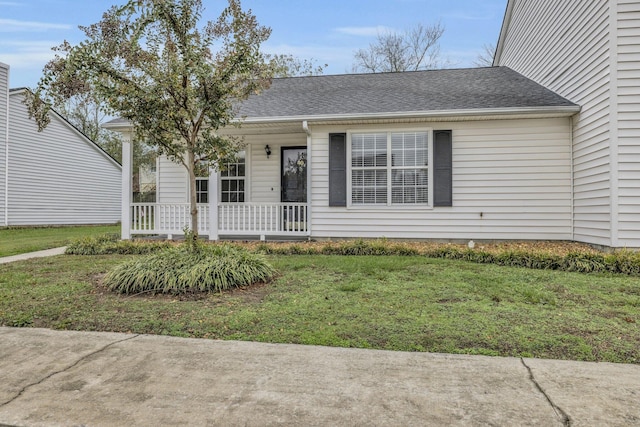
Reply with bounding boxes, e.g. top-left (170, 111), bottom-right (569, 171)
top-left (0, 328), bottom-right (638, 426)
top-left (0, 247), bottom-right (67, 264)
